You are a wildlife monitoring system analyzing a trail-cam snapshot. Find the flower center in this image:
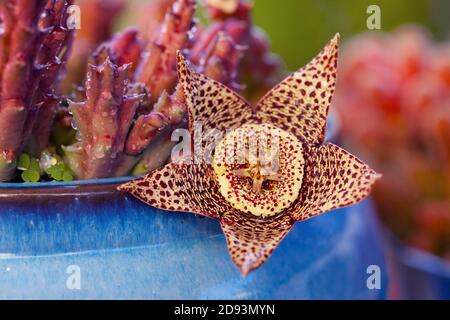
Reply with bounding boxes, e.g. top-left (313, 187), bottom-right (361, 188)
top-left (213, 124), bottom-right (305, 218)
